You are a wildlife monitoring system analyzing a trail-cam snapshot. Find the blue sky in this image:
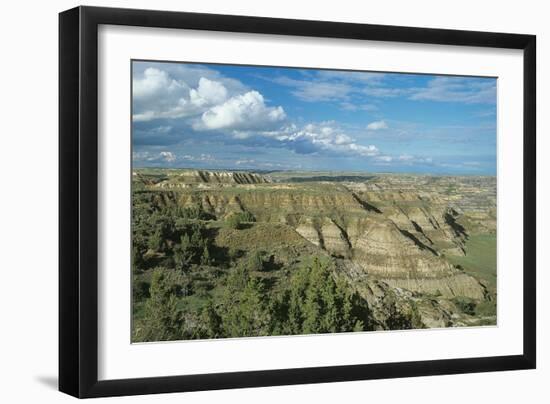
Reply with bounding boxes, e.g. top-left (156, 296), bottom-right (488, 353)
top-left (132, 61), bottom-right (496, 175)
